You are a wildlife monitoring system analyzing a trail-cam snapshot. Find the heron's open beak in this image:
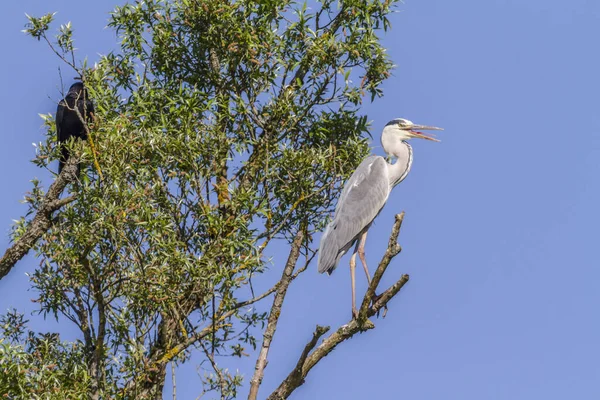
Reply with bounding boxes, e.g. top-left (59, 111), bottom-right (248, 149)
top-left (408, 124), bottom-right (443, 142)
